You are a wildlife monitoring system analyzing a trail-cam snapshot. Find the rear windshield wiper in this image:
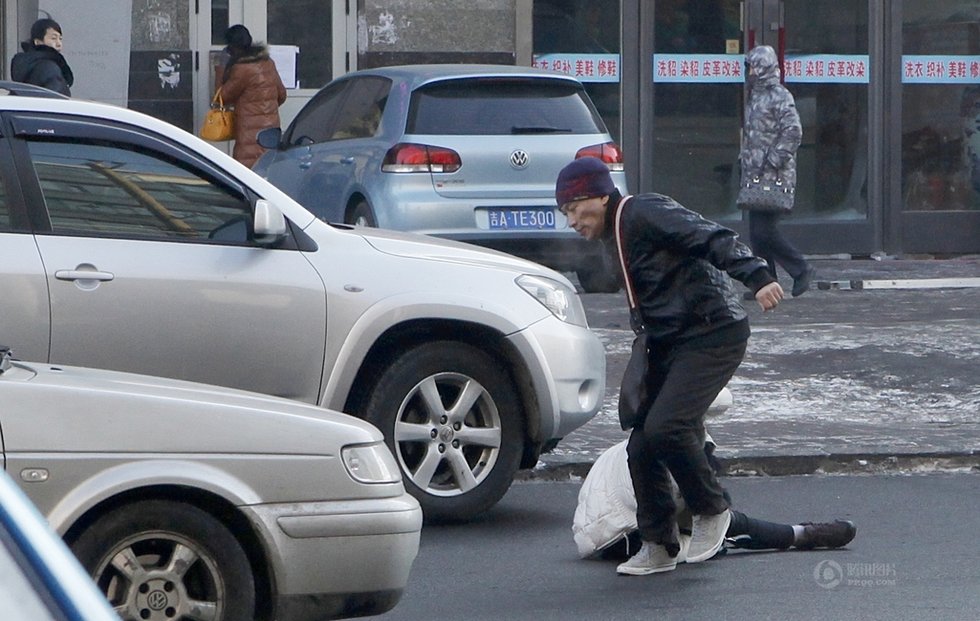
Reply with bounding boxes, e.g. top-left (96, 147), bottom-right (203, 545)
top-left (510, 126), bottom-right (573, 134)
